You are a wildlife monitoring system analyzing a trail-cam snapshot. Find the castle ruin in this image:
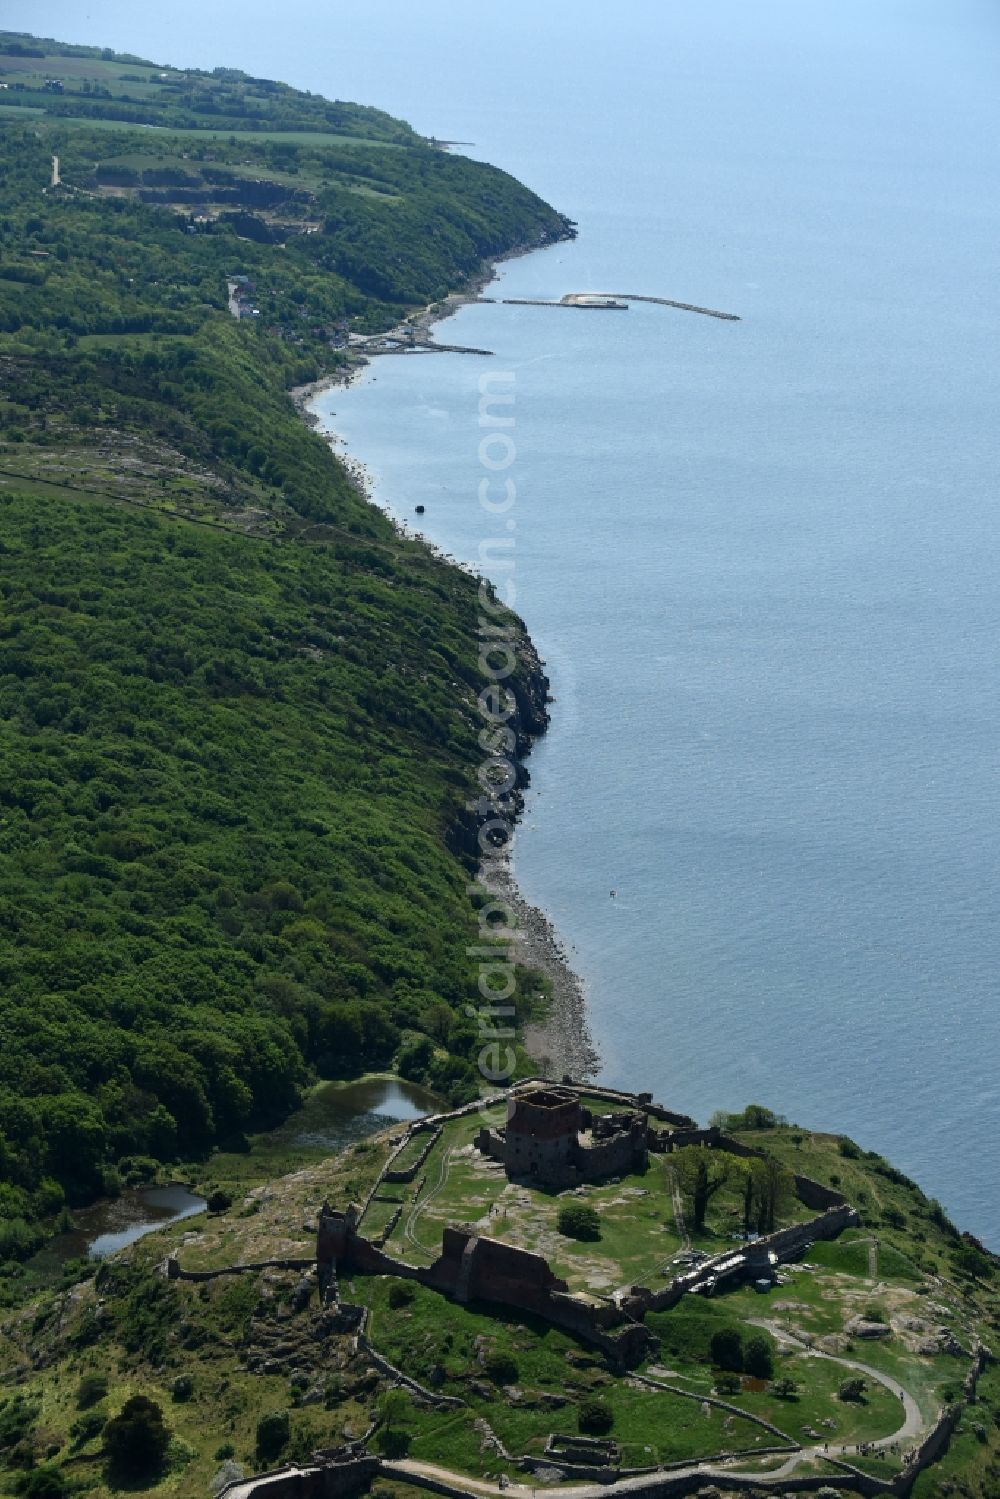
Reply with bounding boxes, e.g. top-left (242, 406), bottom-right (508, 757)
top-left (474, 1083), bottom-right (649, 1188)
top-left (308, 1079), bottom-right (860, 1376)
top-left (315, 1202), bottom-right (652, 1367)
